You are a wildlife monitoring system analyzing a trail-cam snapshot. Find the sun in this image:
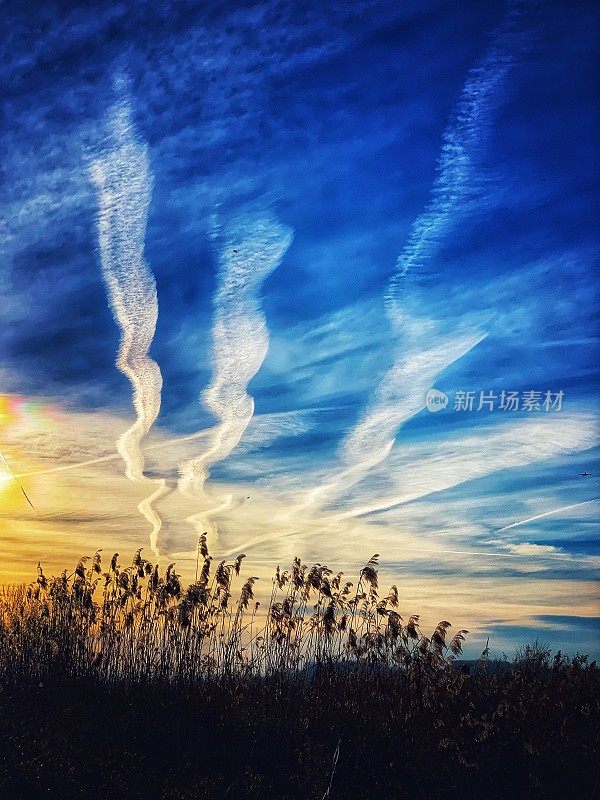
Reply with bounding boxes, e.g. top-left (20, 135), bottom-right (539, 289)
top-left (0, 469), bottom-right (13, 489)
